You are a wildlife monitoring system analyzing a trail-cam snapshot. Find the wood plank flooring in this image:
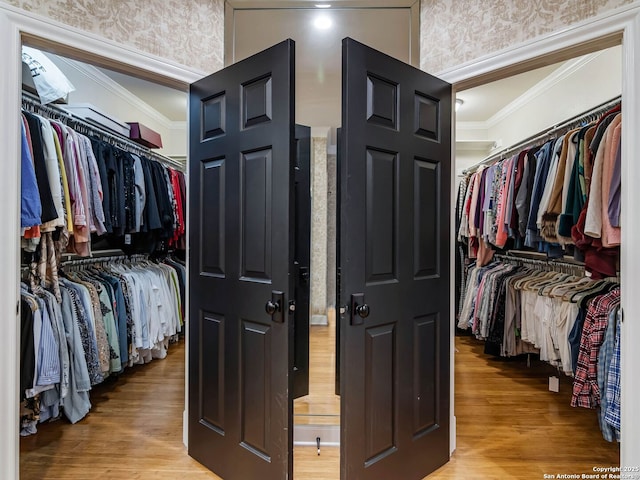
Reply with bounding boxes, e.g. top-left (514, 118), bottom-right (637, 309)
top-left (294, 308), bottom-right (340, 424)
top-left (20, 333), bottom-right (619, 479)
